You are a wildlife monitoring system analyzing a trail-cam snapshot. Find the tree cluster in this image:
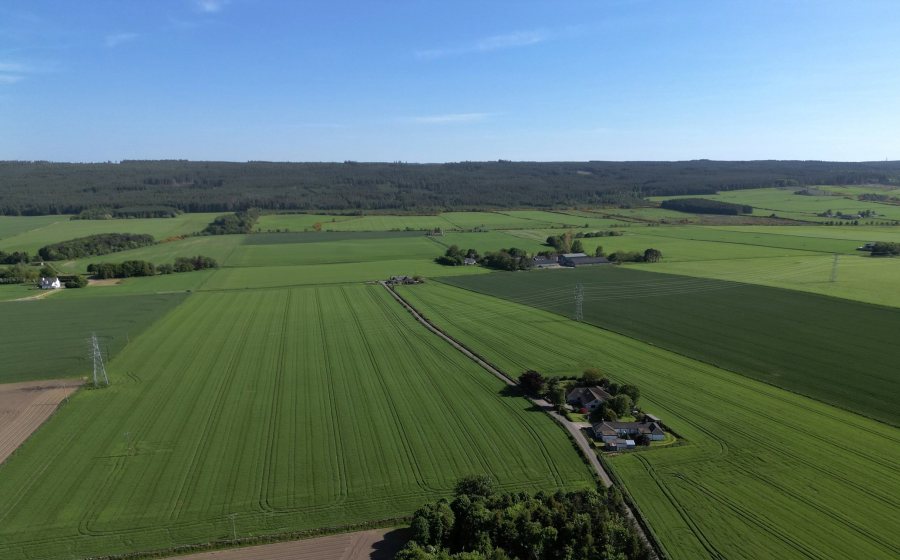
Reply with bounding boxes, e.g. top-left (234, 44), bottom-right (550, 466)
top-left (0, 263), bottom-right (38, 284)
top-left (0, 250), bottom-right (30, 264)
top-left (481, 248), bottom-right (533, 271)
top-left (2, 159), bottom-right (899, 216)
top-left (579, 371), bottom-right (642, 422)
top-left (37, 233), bottom-right (155, 261)
top-left (87, 255), bottom-right (218, 279)
top-left (869, 242), bottom-right (900, 256)
top-left (660, 198), bottom-right (752, 215)
top-left (397, 475), bottom-right (649, 560)
top-left (202, 209), bottom-right (260, 235)
top-left (436, 245), bottom-right (479, 266)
